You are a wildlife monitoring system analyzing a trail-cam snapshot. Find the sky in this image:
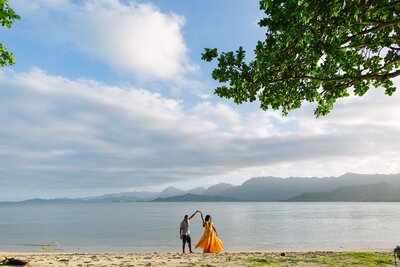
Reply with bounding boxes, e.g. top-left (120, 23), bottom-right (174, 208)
top-left (1, 0), bottom-right (400, 201)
